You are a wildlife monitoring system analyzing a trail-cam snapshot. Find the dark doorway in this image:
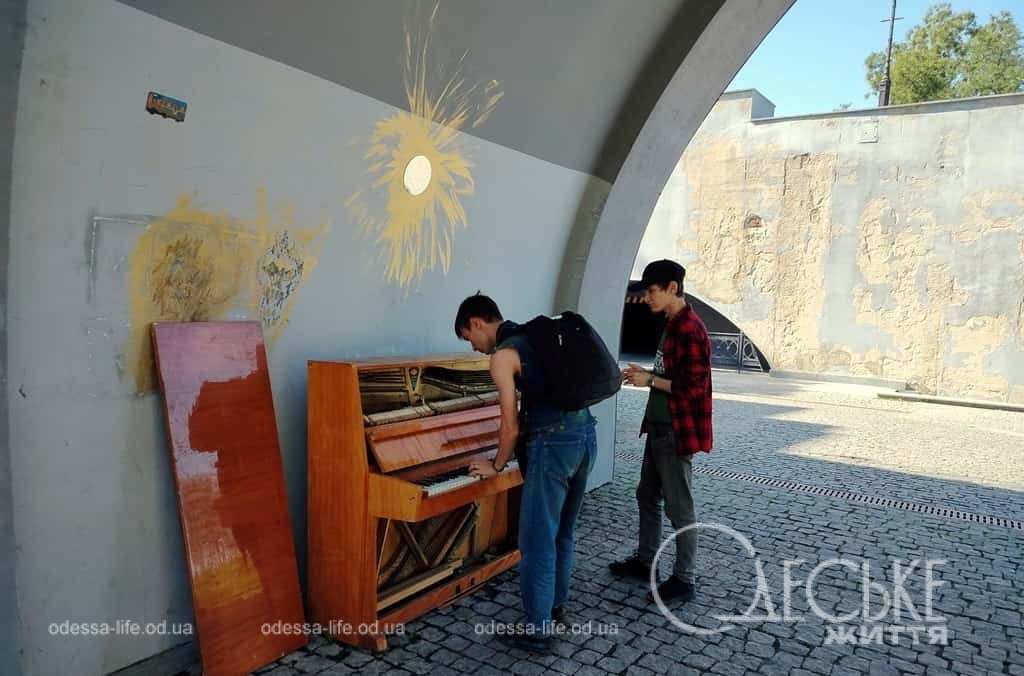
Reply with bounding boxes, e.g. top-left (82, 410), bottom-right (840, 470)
top-left (620, 288), bottom-right (770, 372)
